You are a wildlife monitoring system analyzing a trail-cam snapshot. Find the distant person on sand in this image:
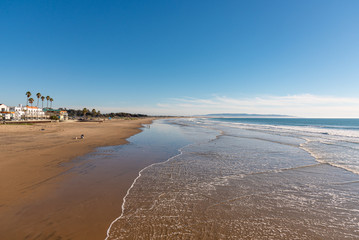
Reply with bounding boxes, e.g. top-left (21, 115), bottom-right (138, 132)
top-left (81, 134), bottom-right (84, 139)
